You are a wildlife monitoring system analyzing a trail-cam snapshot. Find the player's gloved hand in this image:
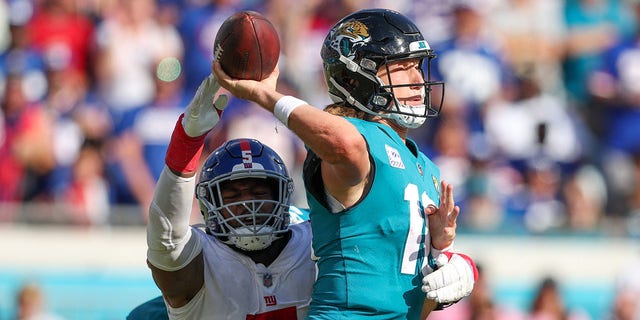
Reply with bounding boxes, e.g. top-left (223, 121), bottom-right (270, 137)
top-left (165, 74), bottom-right (228, 174)
top-left (422, 252), bottom-right (477, 304)
top-left (182, 74), bottom-right (229, 137)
